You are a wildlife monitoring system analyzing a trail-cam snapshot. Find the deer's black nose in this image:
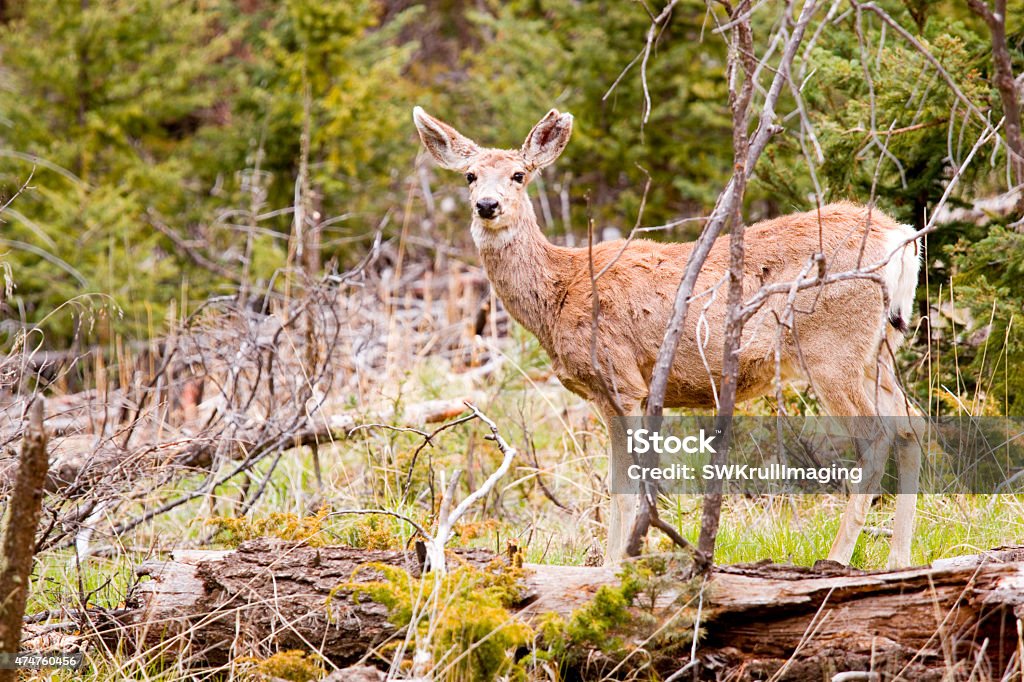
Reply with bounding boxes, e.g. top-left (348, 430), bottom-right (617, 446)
top-left (475, 198), bottom-right (499, 219)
